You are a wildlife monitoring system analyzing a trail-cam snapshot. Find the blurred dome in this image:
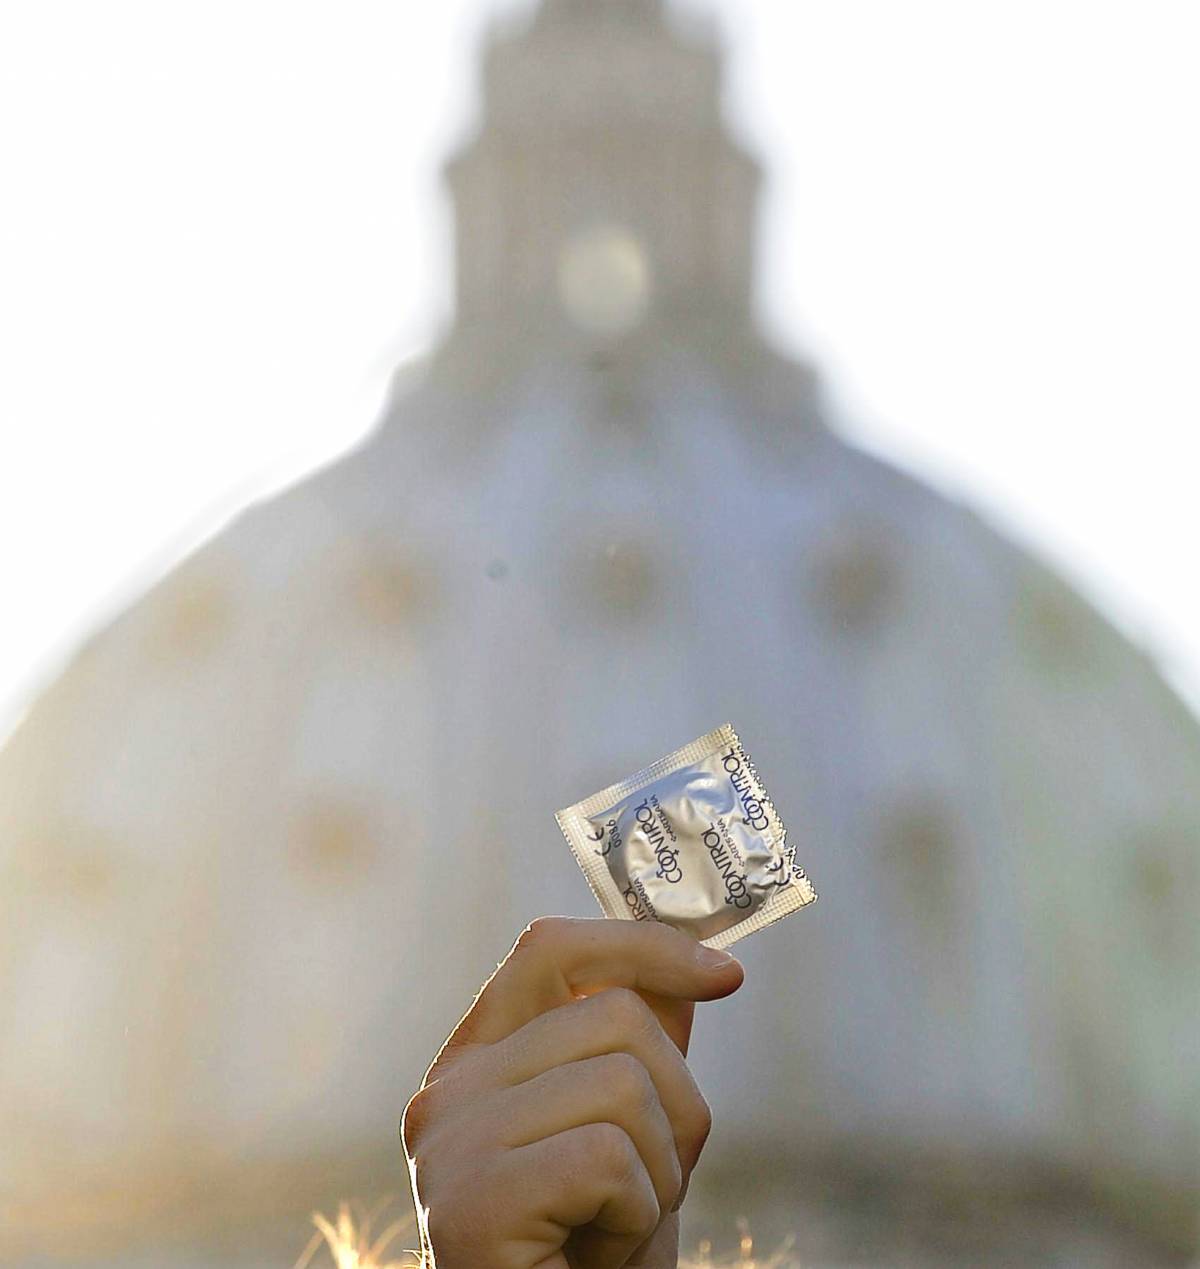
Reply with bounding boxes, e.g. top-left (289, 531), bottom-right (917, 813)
top-left (1, 1), bottom-right (1196, 1264)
